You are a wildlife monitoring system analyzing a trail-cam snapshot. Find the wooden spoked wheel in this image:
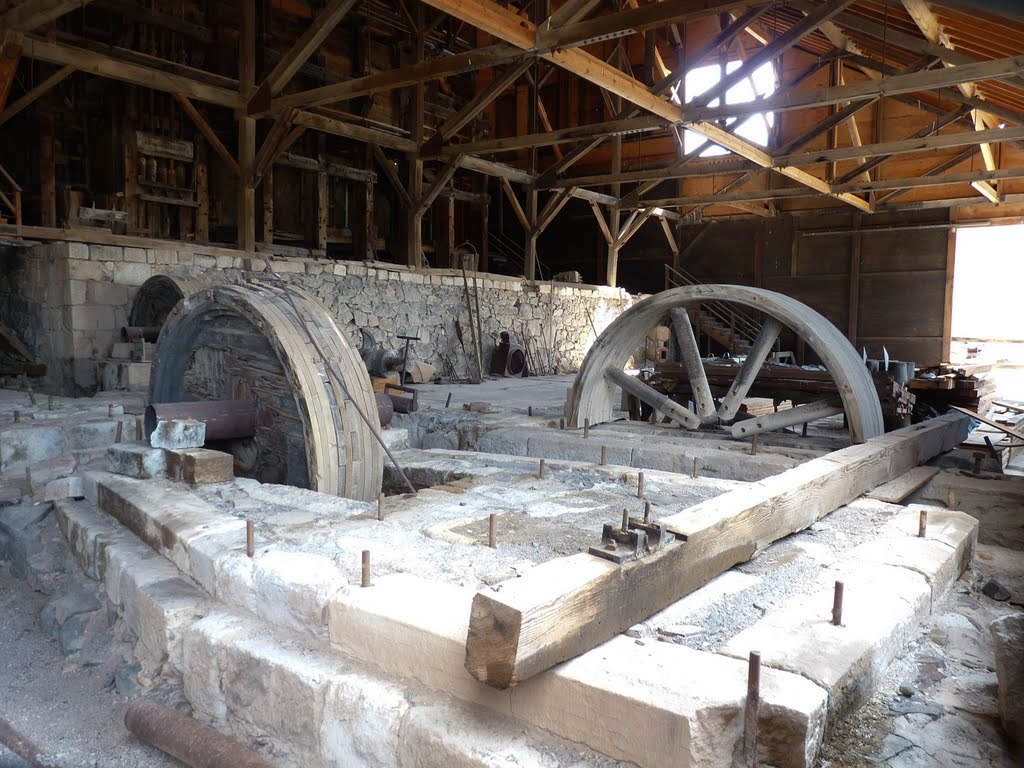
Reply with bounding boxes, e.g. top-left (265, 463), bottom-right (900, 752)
top-left (568, 285), bottom-right (884, 444)
top-left (150, 281), bottom-right (384, 500)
